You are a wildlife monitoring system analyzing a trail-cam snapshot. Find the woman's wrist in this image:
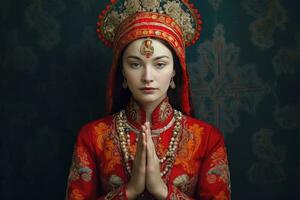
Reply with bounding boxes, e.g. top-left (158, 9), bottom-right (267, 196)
top-left (152, 183), bottom-right (168, 200)
top-left (125, 183), bottom-right (138, 200)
